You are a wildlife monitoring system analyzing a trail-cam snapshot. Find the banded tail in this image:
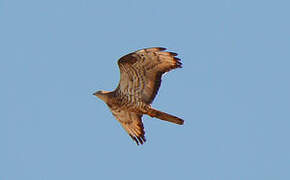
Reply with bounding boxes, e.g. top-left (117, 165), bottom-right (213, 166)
top-left (147, 108), bottom-right (184, 125)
